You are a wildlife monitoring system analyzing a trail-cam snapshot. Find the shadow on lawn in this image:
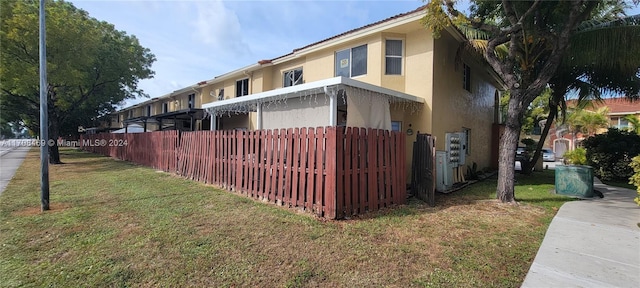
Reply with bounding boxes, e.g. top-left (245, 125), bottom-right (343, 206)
top-left (355, 171), bottom-right (567, 221)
